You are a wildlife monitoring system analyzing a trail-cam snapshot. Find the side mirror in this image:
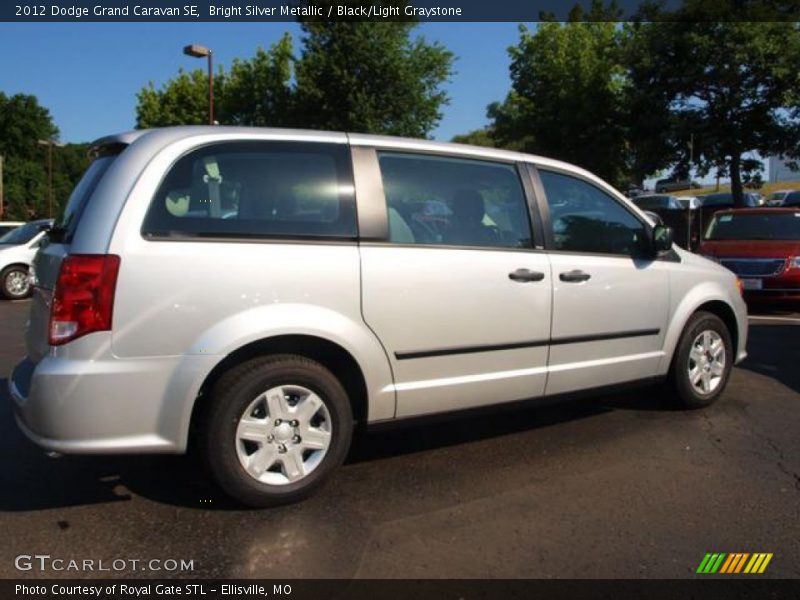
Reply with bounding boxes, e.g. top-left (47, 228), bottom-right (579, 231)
top-left (652, 224), bottom-right (674, 254)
